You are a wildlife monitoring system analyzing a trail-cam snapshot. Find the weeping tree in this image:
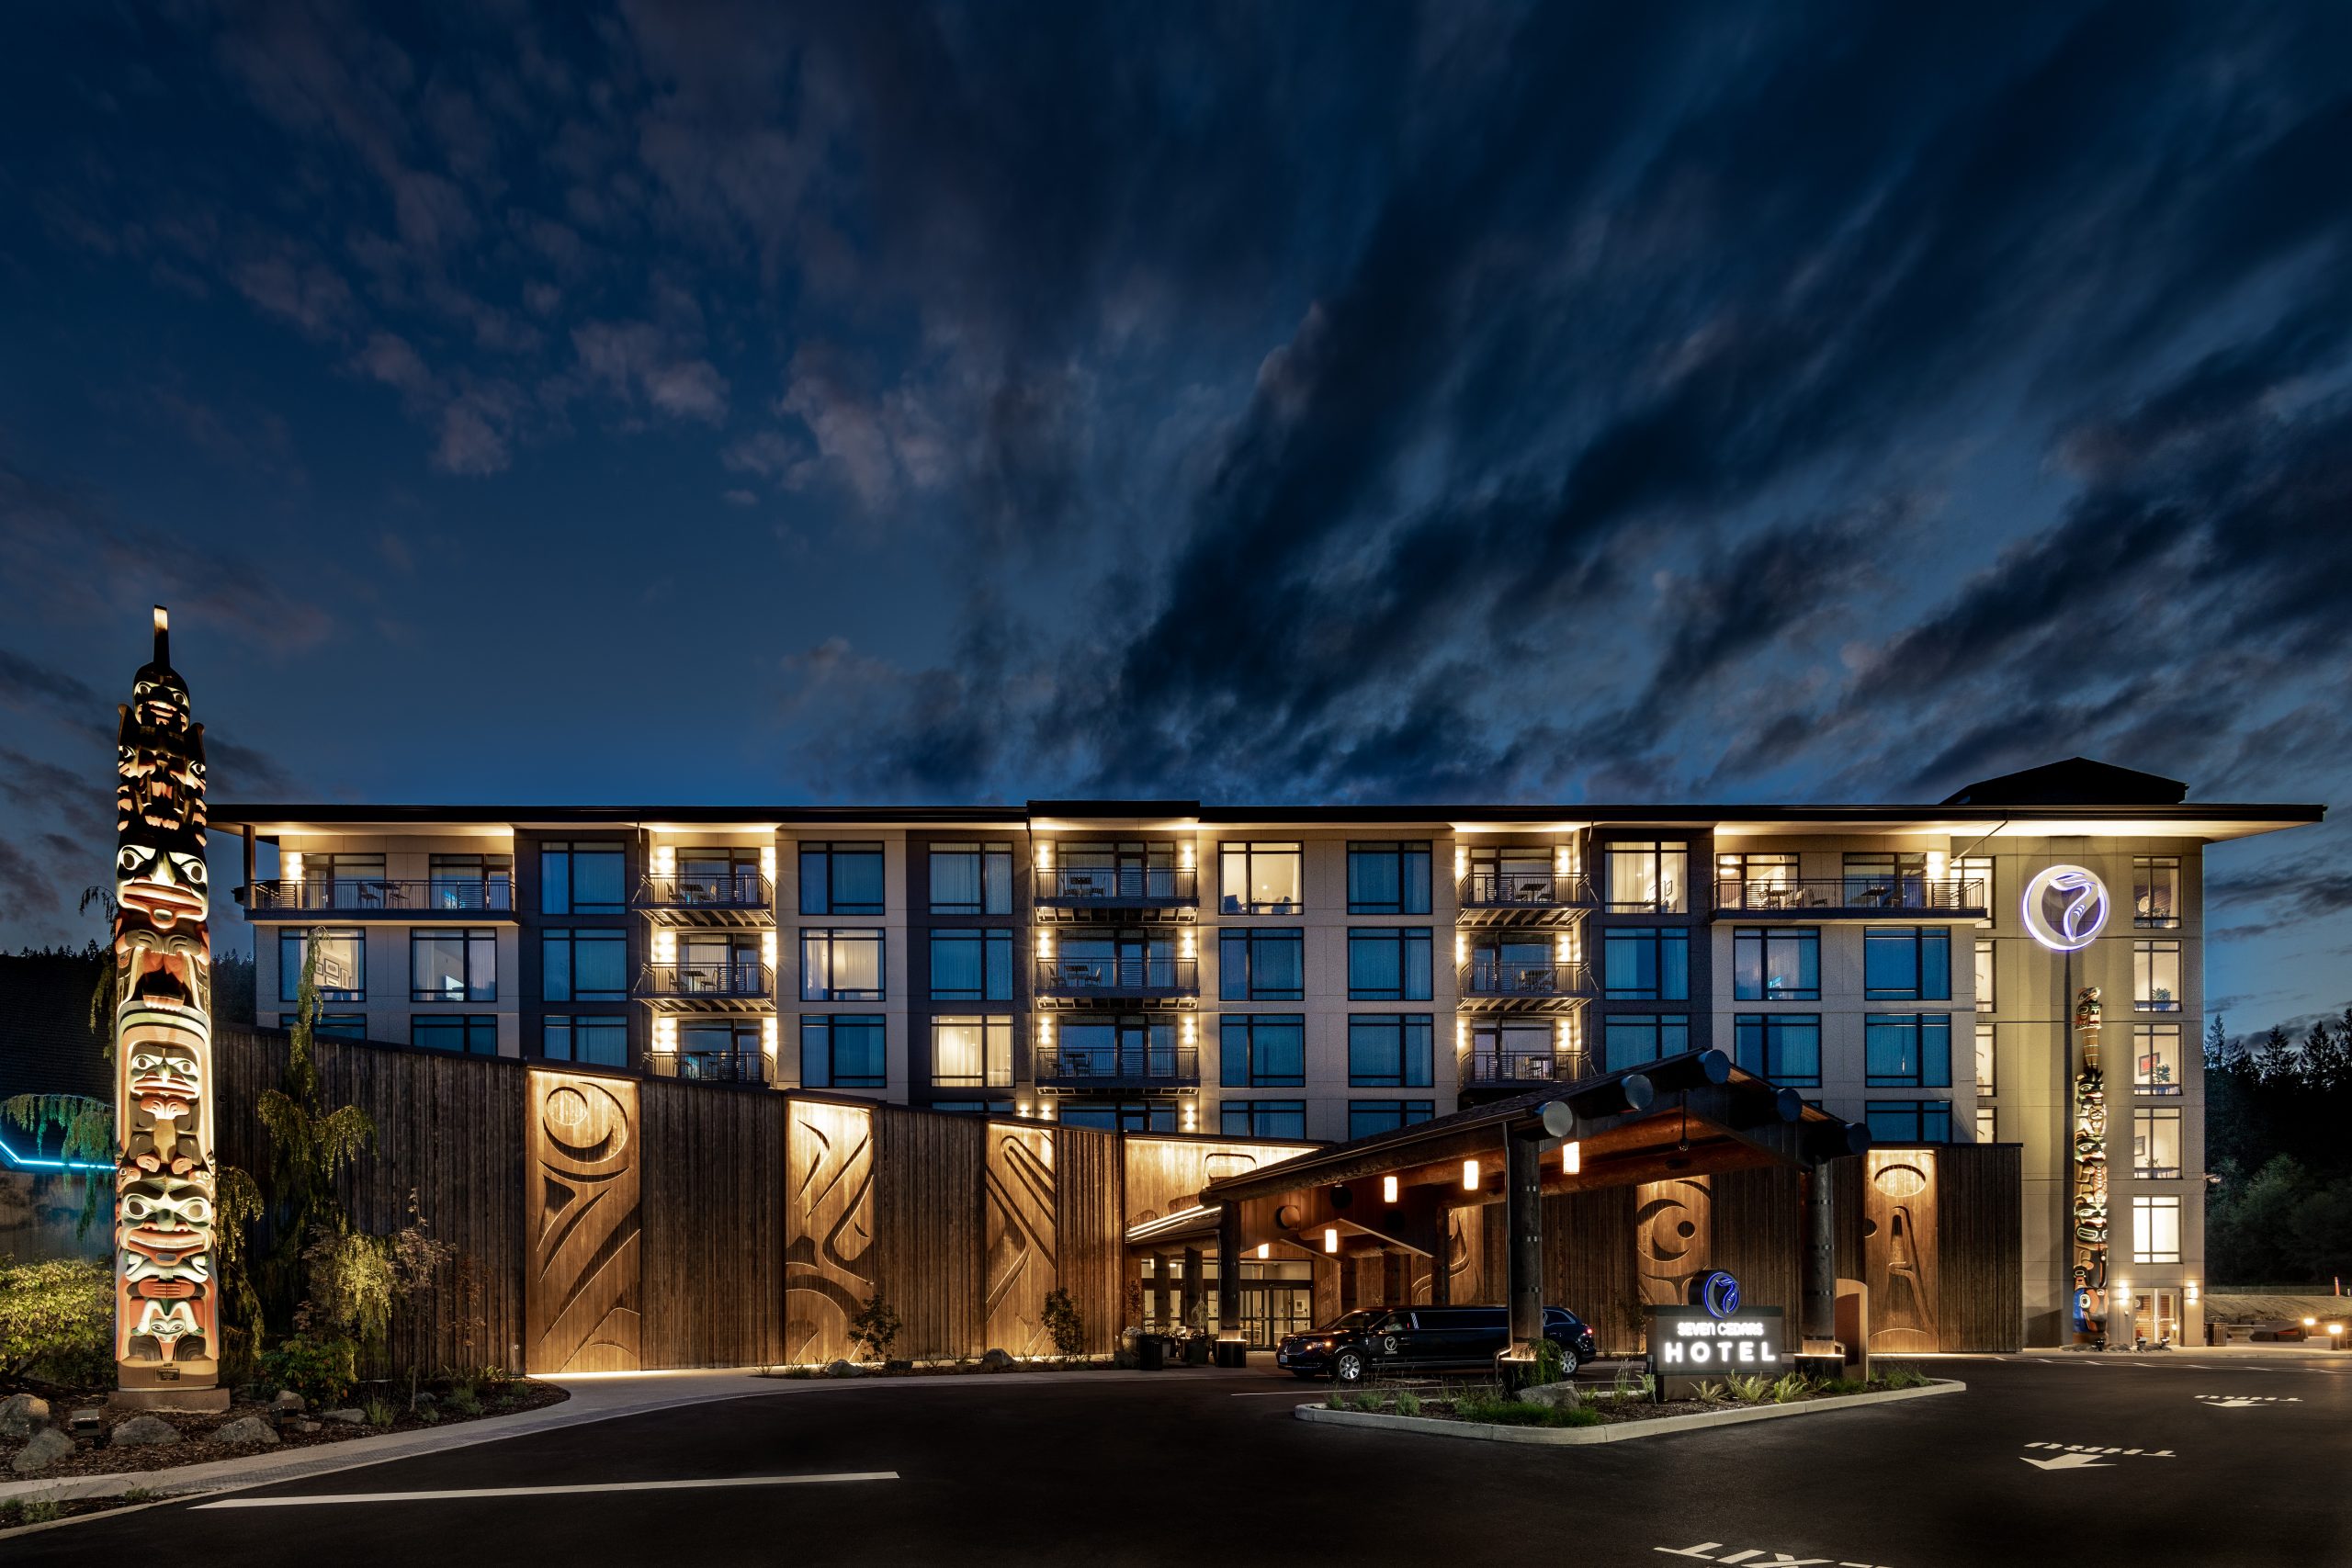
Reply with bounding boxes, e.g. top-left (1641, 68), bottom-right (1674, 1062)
top-left (254, 936), bottom-right (376, 1339)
